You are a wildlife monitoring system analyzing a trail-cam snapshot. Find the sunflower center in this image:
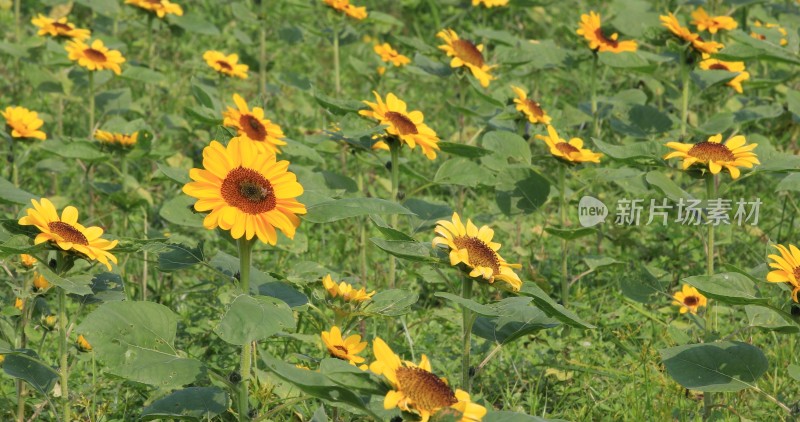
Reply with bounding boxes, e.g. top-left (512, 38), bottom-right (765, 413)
top-left (84, 48), bottom-right (107, 63)
top-left (395, 367), bottom-right (457, 411)
top-left (52, 22), bottom-right (73, 32)
top-left (523, 99), bottom-right (544, 117)
top-left (385, 111), bottom-right (418, 135)
top-left (240, 114), bottom-right (267, 141)
top-left (216, 60), bottom-right (233, 71)
top-left (683, 295), bottom-right (699, 307)
top-left (688, 141), bottom-right (735, 162)
top-left (593, 28), bottom-right (619, 48)
top-left (793, 266), bottom-right (800, 282)
top-left (452, 39), bottom-right (485, 67)
top-left (48, 221), bottom-right (89, 246)
top-left (220, 167), bottom-right (277, 214)
top-left (555, 142), bottom-right (580, 156)
top-left (708, 63), bottom-right (729, 71)
top-left (452, 236), bottom-right (500, 273)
